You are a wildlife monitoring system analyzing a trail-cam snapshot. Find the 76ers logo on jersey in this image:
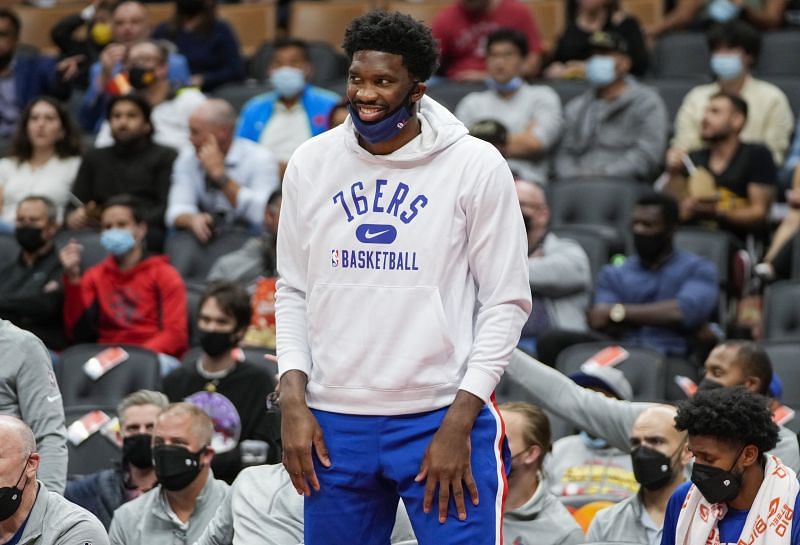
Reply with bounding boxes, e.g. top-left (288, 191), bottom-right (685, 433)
top-left (331, 249), bottom-right (340, 267)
